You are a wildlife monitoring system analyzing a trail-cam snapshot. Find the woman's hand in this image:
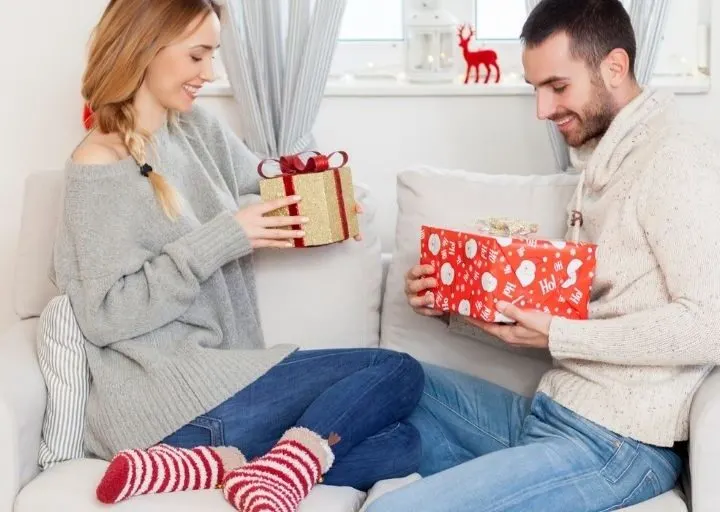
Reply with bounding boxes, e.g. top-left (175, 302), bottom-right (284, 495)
top-left (354, 202), bottom-right (364, 241)
top-left (234, 196), bottom-right (307, 249)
